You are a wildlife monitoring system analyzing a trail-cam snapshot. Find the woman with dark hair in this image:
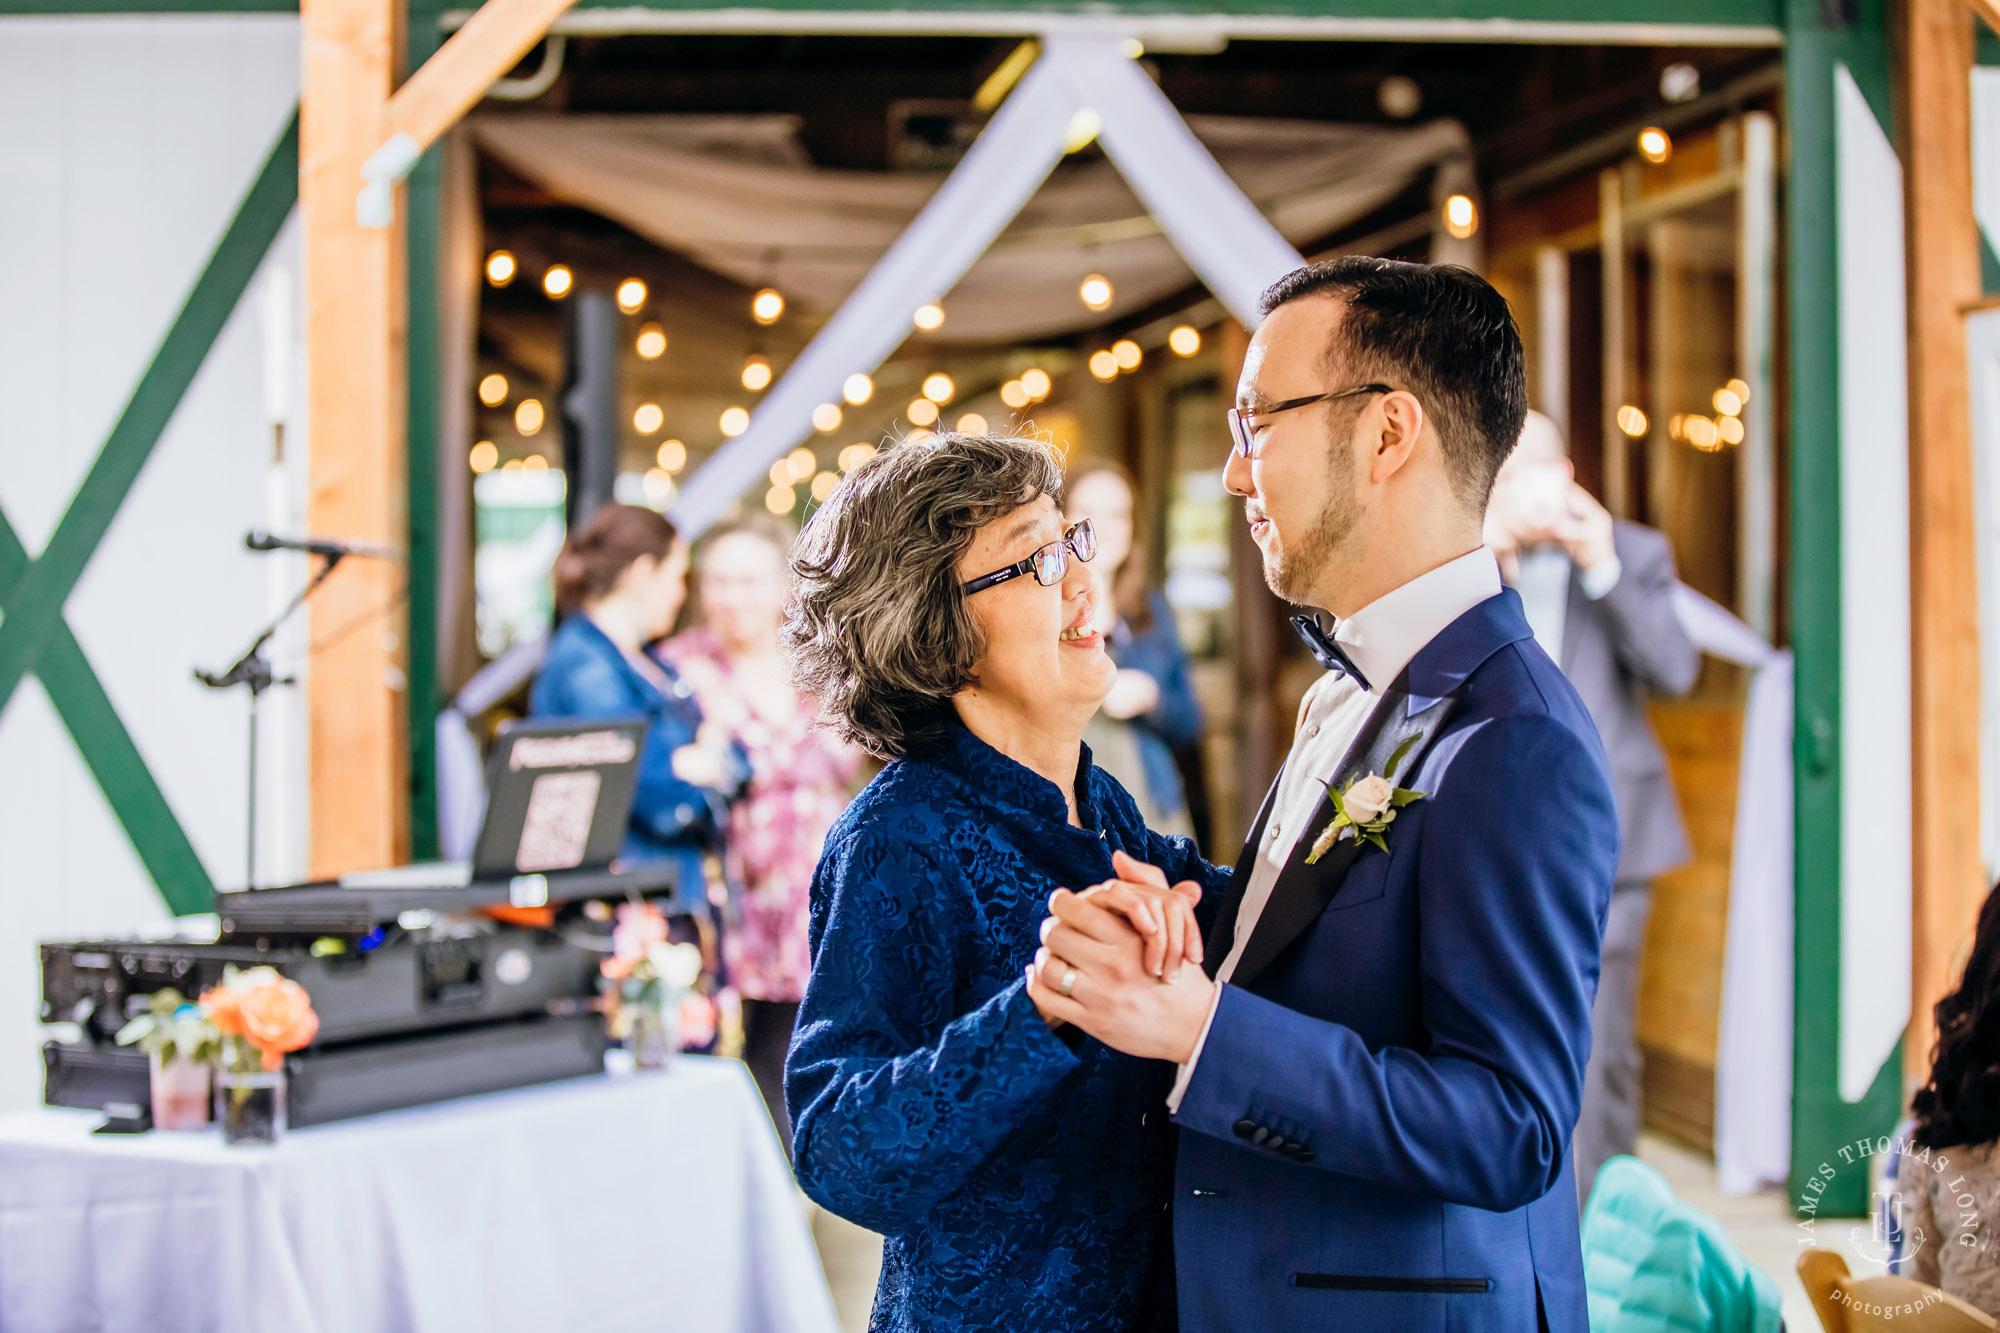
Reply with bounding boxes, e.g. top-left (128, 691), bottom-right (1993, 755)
top-left (528, 502), bottom-right (743, 922)
top-left (658, 514), bottom-right (863, 1153)
top-left (1064, 460), bottom-right (1206, 841)
top-left (783, 432), bottom-right (1227, 1333)
top-left (1896, 881), bottom-right (2000, 1314)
